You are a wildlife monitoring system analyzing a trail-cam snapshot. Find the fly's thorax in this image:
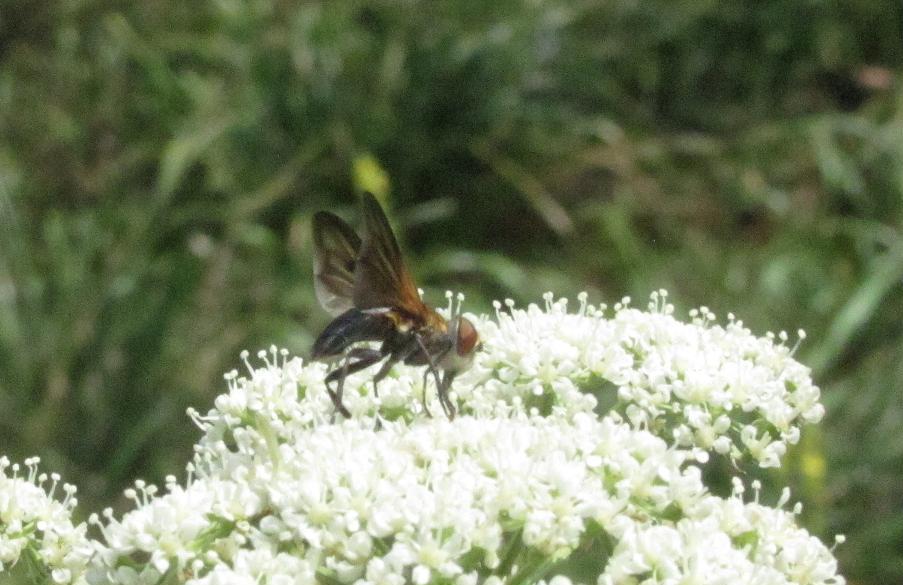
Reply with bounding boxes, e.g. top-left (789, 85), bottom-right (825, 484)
top-left (425, 309), bottom-right (448, 332)
top-left (380, 308), bottom-right (413, 332)
top-left (380, 306), bottom-right (447, 333)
